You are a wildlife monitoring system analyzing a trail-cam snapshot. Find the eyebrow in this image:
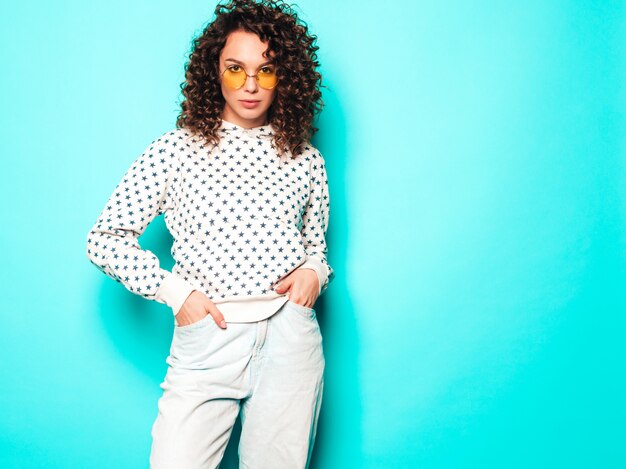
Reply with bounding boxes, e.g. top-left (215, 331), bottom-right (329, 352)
top-left (224, 58), bottom-right (274, 66)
